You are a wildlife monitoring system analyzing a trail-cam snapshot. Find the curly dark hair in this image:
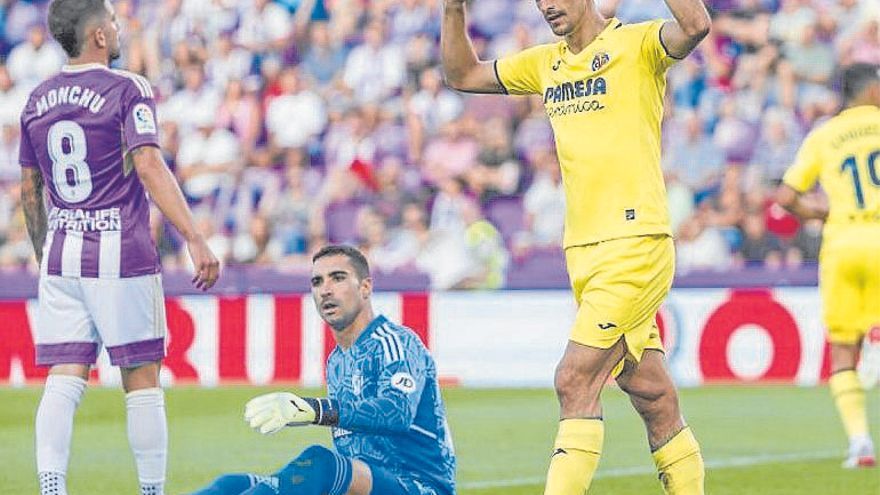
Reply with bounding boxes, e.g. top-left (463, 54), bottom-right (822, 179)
top-left (48, 0), bottom-right (108, 58)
